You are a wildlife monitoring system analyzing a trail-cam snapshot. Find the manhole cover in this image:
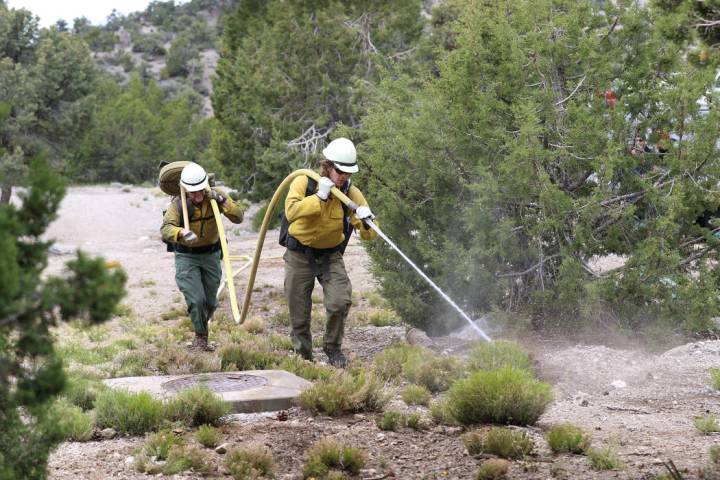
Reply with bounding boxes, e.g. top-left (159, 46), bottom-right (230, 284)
top-left (161, 373), bottom-right (268, 393)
